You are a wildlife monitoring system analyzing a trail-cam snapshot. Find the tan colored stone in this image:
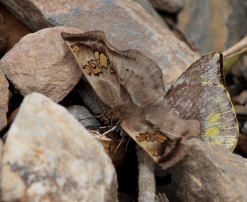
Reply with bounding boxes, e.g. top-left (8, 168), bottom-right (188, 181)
top-left (1, 92), bottom-right (118, 202)
top-left (178, 0), bottom-right (247, 54)
top-left (0, 0), bottom-right (199, 86)
top-left (148, 0), bottom-right (185, 12)
top-left (163, 139), bottom-right (247, 202)
top-left (0, 69), bottom-right (8, 130)
top-left (0, 27), bottom-right (83, 102)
